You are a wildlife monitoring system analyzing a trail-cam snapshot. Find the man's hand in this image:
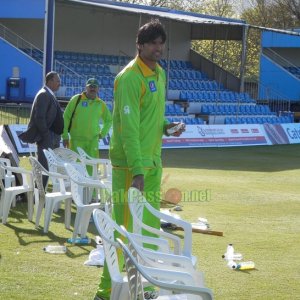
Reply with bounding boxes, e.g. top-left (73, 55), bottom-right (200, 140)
top-left (131, 174), bottom-right (144, 192)
top-left (63, 139), bottom-right (69, 148)
top-left (165, 122), bottom-right (186, 137)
